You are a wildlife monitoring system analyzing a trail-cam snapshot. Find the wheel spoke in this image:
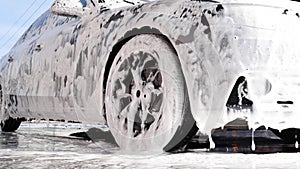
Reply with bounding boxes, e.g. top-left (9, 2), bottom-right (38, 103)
top-left (149, 90), bottom-right (163, 113)
top-left (146, 69), bottom-right (159, 82)
top-left (138, 53), bottom-right (153, 69)
top-left (130, 68), bottom-right (141, 89)
top-left (140, 99), bottom-right (149, 134)
top-left (146, 109), bottom-right (157, 130)
top-left (119, 99), bottom-right (138, 119)
top-left (127, 108), bottom-right (136, 136)
top-left (116, 93), bottom-right (131, 100)
top-left (117, 98), bottom-right (140, 136)
top-left (118, 102), bottom-right (130, 119)
top-left (152, 88), bottom-right (163, 95)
